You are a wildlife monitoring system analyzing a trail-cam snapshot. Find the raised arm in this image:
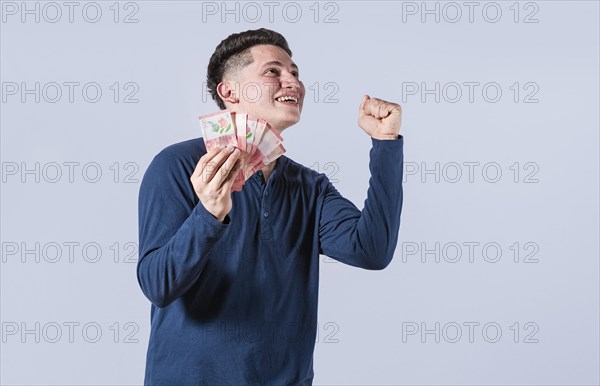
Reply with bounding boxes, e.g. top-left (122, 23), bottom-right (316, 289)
top-left (318, 96), bottom-right (404, 270)
top-left (318, 135), bottom-right (404, 269)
